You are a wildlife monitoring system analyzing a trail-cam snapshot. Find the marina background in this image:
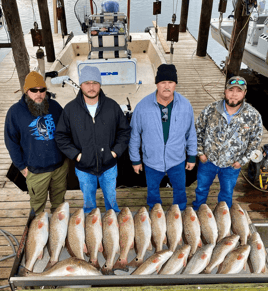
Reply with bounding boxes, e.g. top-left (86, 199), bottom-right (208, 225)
top-left (0, 0), bottom-right (234, 66)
